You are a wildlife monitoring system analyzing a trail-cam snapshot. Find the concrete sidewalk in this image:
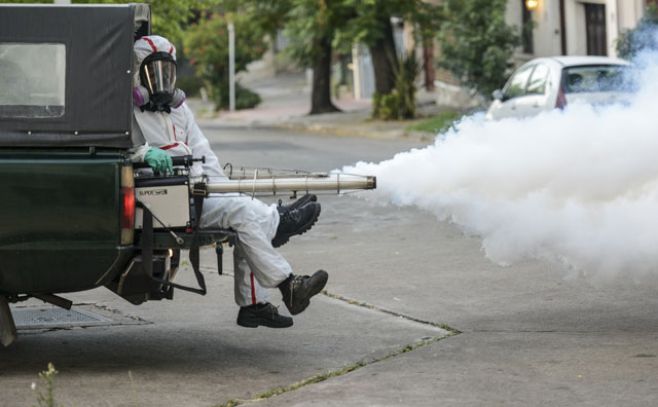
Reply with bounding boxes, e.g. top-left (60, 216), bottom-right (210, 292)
top-left (188, 73), bottom-right (444, 142)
